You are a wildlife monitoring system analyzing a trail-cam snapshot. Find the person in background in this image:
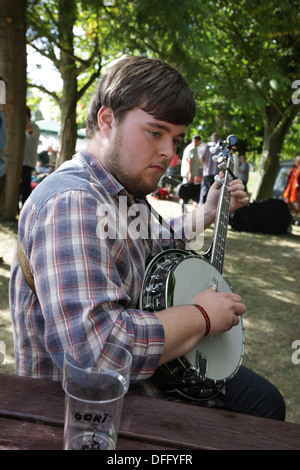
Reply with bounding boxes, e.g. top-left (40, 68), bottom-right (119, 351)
top-left (159, 150), bottom-right (181, 195)
top-left (199, 132), bottom-right (220, 205)
top-left (165, 151), bottom-right (180, 178)
top-left (0, 76), bottom-right (7, 264)
top-left (36, 145), bottom-right (55, 174)
top-left (19, 106), bottom-right (40, 207)
top-left (36, 148), bottom-right (50, 171)
top-left (232, 146), bottom-right (239, 176)
top-left (283, 156), bottom-right (300, 223)
top-left (237, 155), bottom-right (249, 193)
top-left (0, 76), bottom-right (7, 199)
top-left (180, 134), bottom-right (201, 183)
top-left (47, 144), bottom-right (58, 168)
